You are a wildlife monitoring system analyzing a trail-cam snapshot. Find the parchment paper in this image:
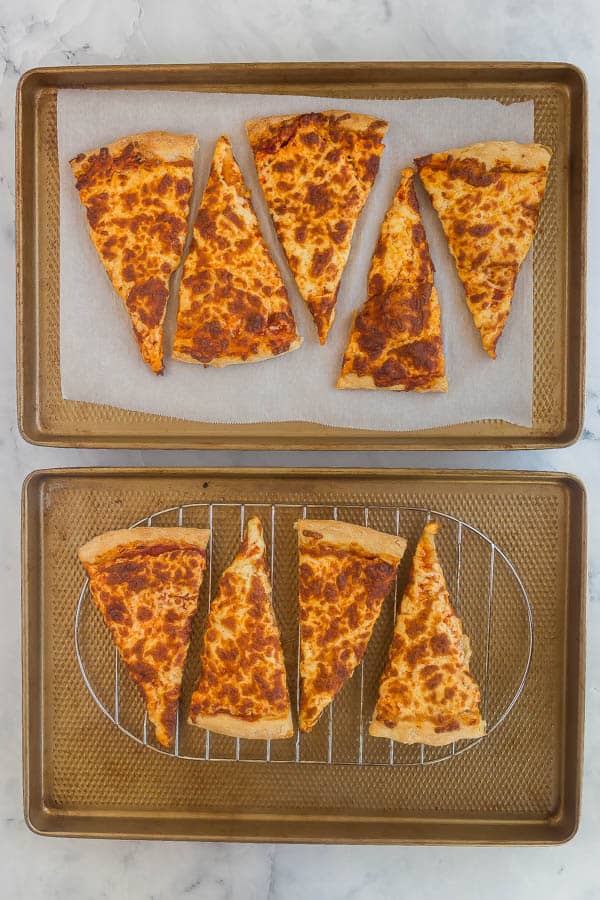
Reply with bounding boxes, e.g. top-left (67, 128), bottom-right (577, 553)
top-left (58, 90), bottom-right (534, 429)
